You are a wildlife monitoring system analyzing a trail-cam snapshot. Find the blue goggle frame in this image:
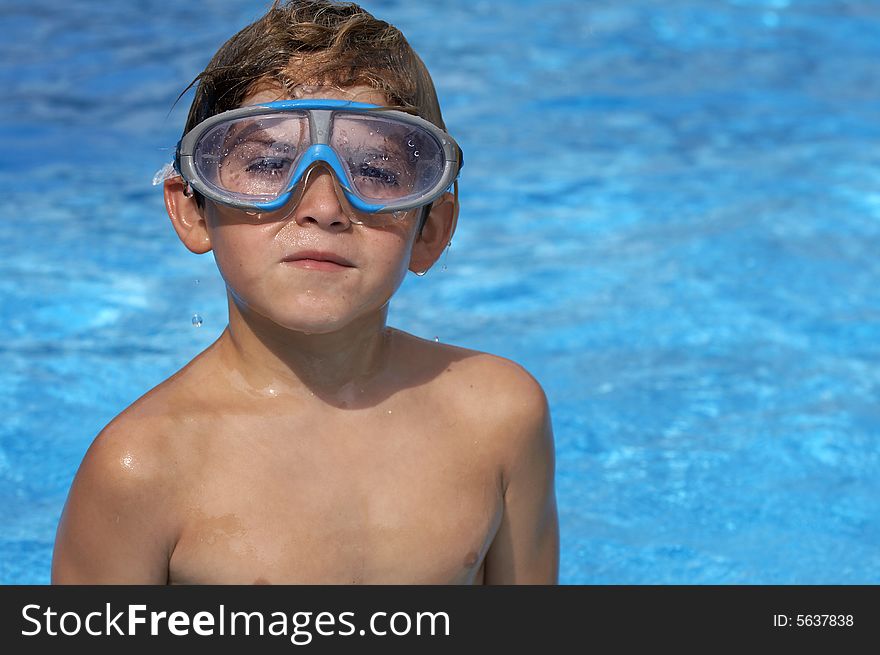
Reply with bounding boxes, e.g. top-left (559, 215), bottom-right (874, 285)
top-left (175, 99), bottom-right (463, 214)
